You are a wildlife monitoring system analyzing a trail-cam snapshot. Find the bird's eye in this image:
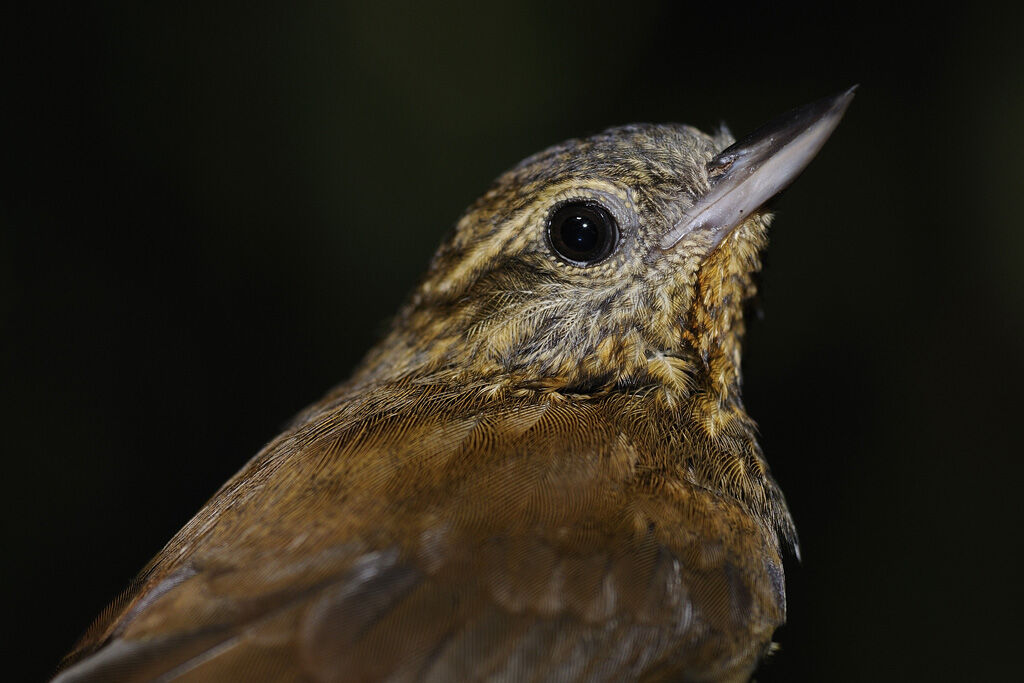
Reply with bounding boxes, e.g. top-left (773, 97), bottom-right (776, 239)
top-left (546, 201), bottom-right (619, 266)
